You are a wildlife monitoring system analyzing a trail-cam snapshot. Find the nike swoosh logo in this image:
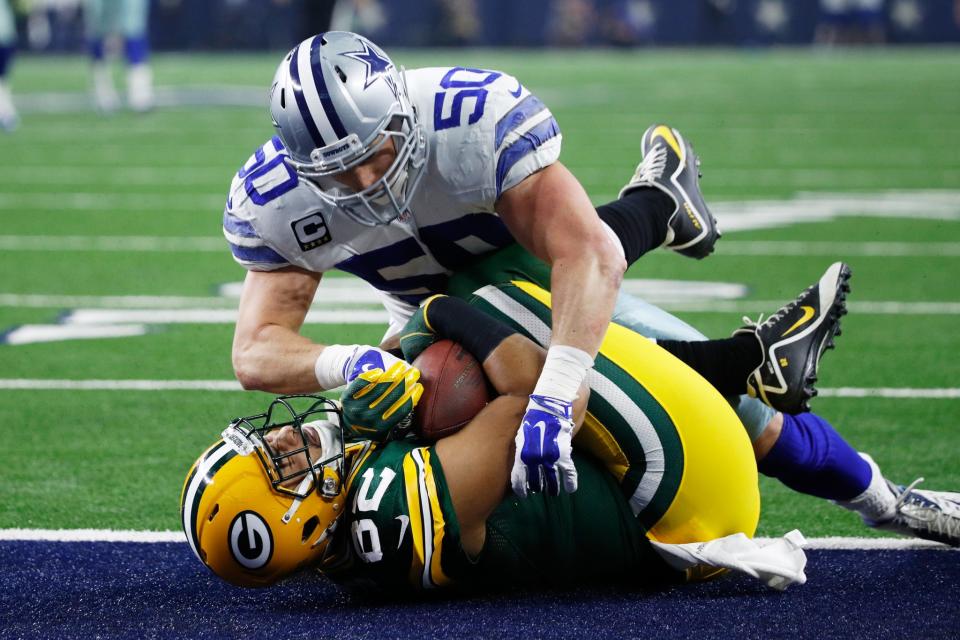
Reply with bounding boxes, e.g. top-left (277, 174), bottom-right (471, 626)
top-left (395, 515), bottom-right (409, 548)
top-left (782, 305), bottom-right (816, 337)
top-left (651, 125), bottom-right (683, 159)
top-left (533, 421), bottom-right (546, 452)
top-left (508, 81), bottom-right (523, 98)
